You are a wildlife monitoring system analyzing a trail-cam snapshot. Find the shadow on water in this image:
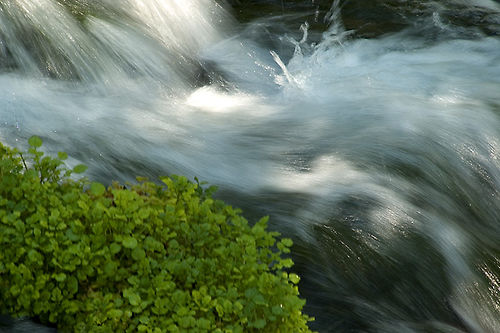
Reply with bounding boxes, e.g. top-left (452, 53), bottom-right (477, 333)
top-left (227, 0), bottom-right (500, 38)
